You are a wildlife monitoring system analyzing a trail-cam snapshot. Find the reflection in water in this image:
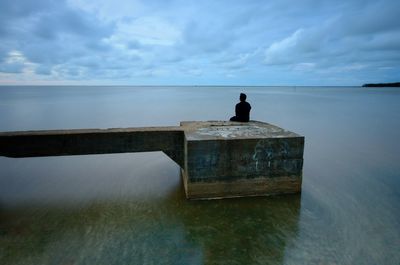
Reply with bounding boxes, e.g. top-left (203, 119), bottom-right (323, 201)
top-left (176, 195), bottom-right (301, 265)
top-left (0, 153), bottom-right (301, 264)
top-left (1, 86), bottom-right (400, 264)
